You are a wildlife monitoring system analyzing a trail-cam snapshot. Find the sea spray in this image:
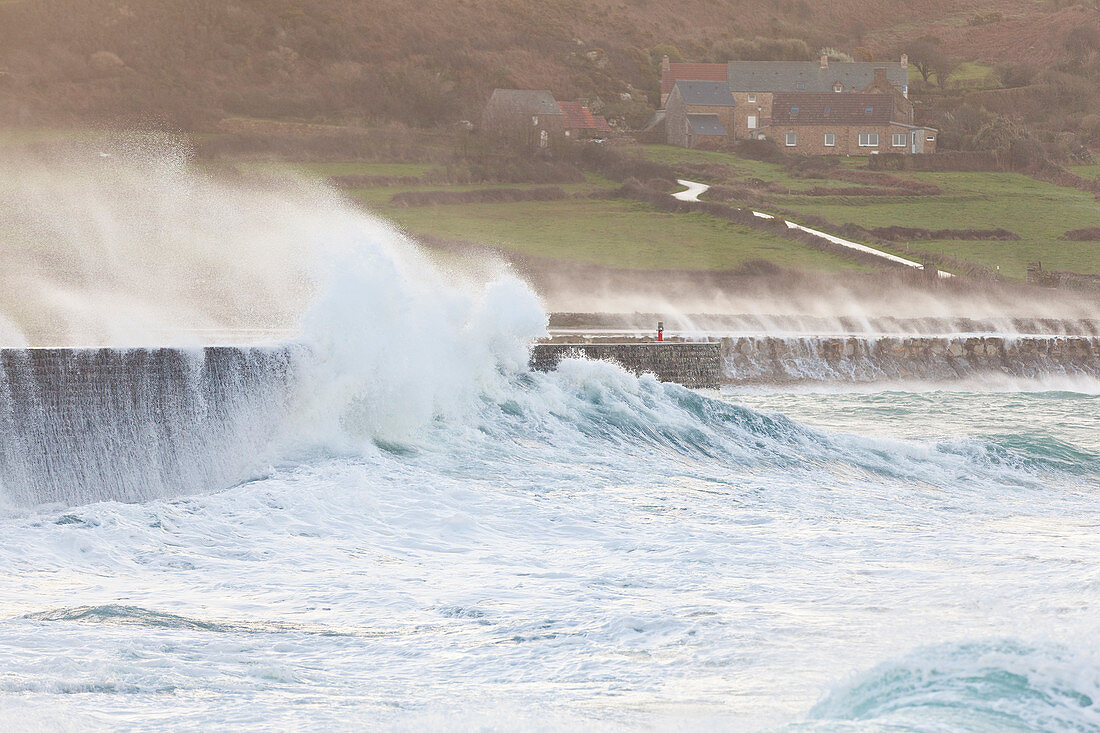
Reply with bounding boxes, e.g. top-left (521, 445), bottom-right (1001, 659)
top-left (0, 137), bottom-right (316, 346)
top-left (294, 217), bottom-right (547, 446)
top-left (0, 138), bottom-right (554, 503)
